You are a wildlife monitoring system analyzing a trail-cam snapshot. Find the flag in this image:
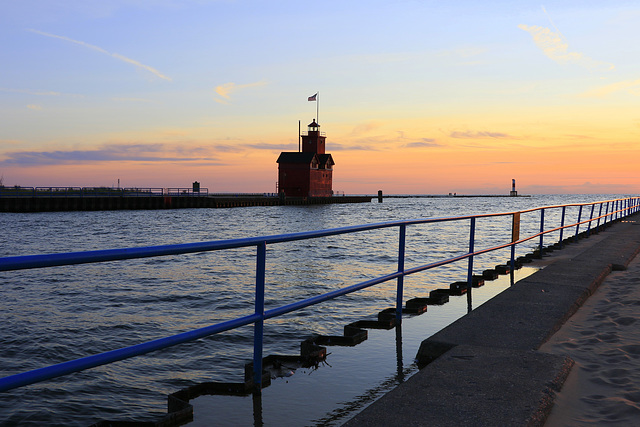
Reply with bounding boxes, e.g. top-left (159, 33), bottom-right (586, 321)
top-left (308, 93), bottom-right (317, 101)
